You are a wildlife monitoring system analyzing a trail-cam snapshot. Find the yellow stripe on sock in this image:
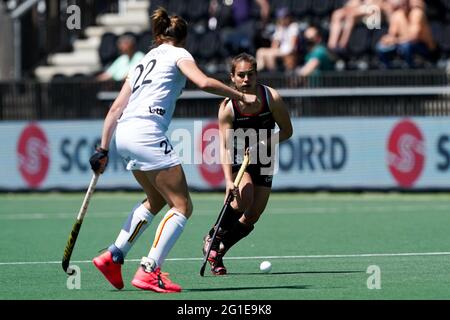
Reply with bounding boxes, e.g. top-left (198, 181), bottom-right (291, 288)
top-left (152, 212), bottom-right (175, 248)
top-left (127, 220), bottom-right (147, 243)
